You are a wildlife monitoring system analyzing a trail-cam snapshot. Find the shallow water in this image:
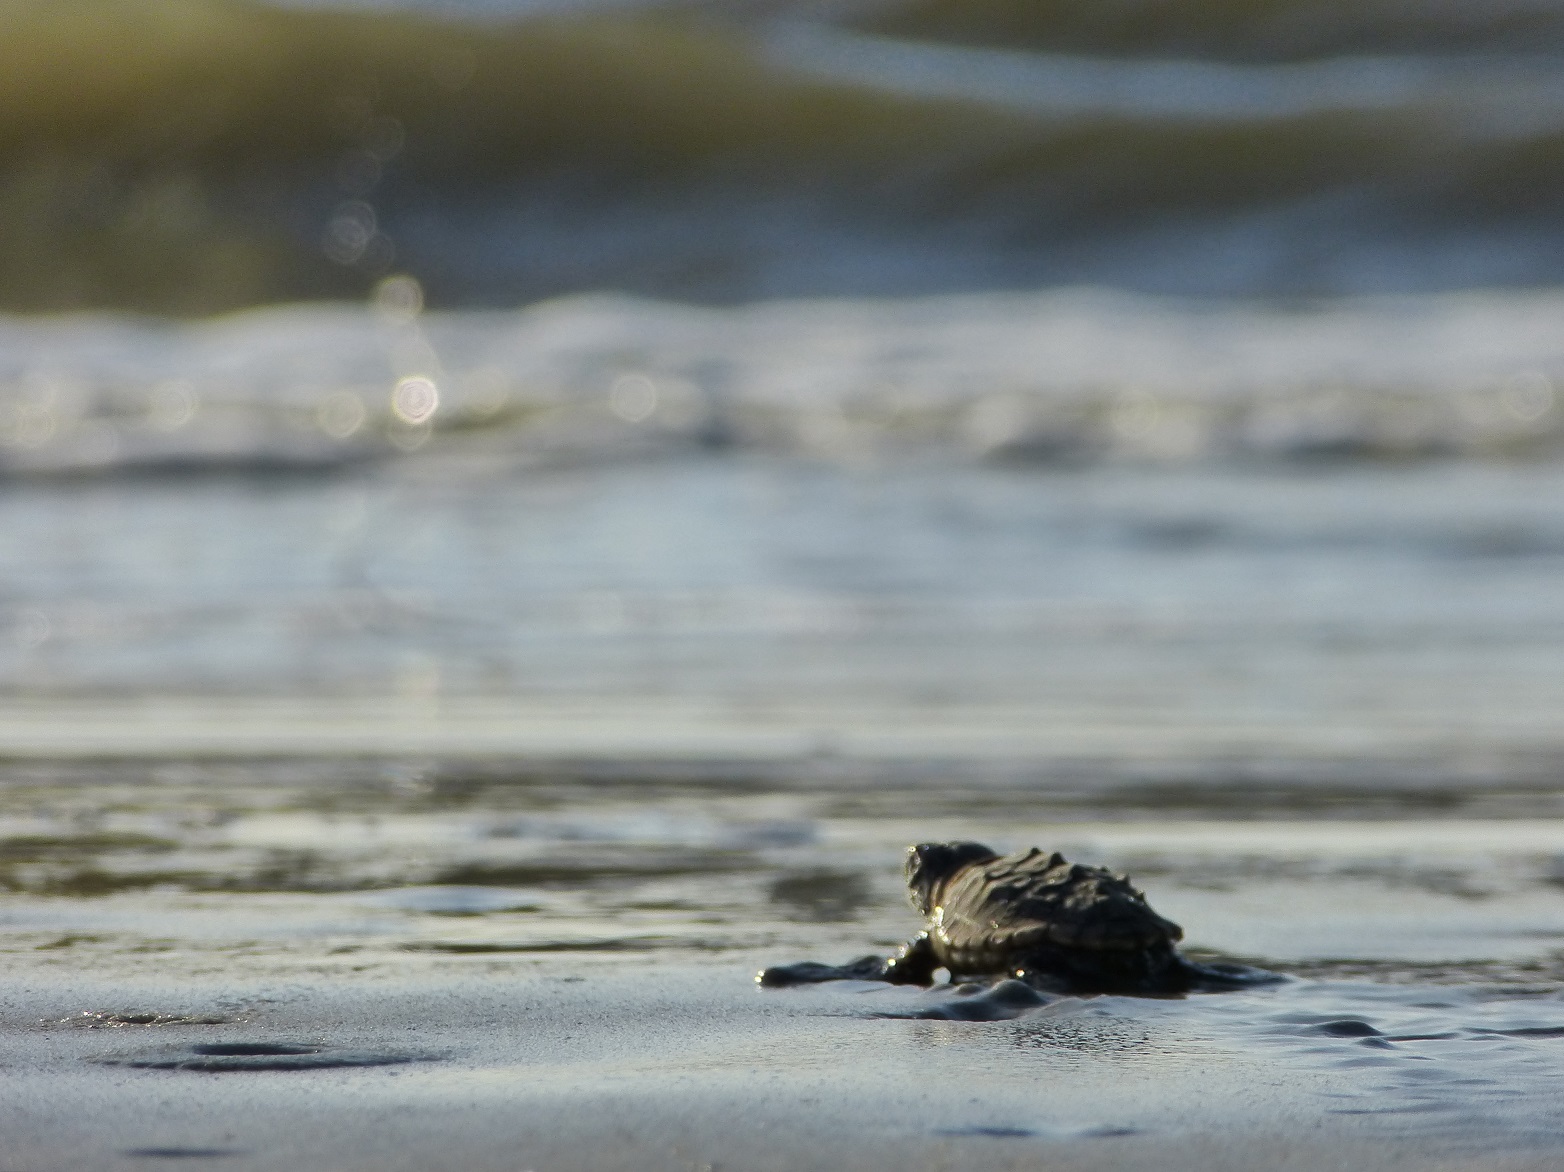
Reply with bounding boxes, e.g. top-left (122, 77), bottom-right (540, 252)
top-left (5, 452), bottom-right (1564, 786)
top-left (4, 289), bottom-right (1564, 767)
